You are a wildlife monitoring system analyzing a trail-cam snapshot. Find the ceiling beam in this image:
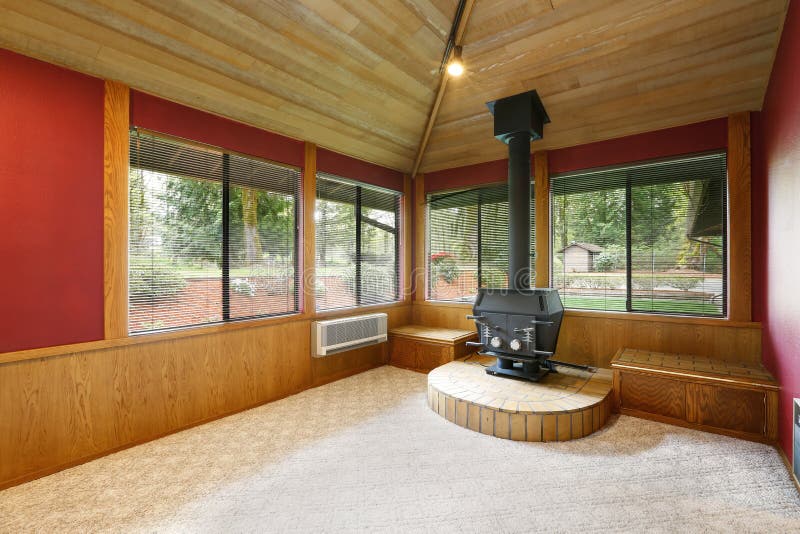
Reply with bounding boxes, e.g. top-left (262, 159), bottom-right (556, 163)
top-left (411, 0), bottom-right (475, 178)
